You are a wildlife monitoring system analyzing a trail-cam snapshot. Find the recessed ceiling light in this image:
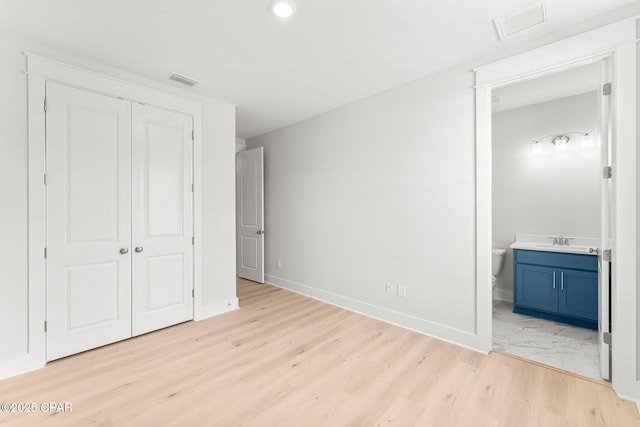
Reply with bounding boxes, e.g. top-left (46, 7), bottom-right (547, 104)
top-left (272, 0), bottom-right (296, 18)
